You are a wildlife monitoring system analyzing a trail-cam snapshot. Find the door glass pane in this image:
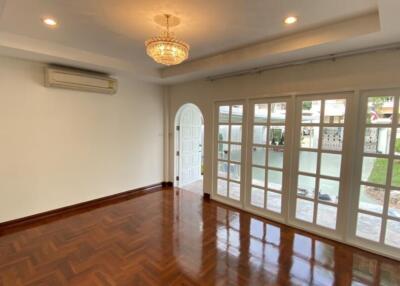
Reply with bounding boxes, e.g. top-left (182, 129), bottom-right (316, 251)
top-left (299, 151), bottom-right (317, 174)
top-left (324, 99), bottom-right (346, 124)
top-left (270, 102), bottom-right (286, 124)
top-left (254, 104), bottom-right (268, 123)
top-left (218, 161), bottom-right (228, 178)
top-left (250, 100), bottom-right (288, 217)
top-left (300, 126), bottom-right (319, 149)
top-left (364, 127), bottom-right (391, 155)
top-left (253, 126), bottom-right (267, 144)
top-left (296, 198), bottom-right (314, 222)
top-left (218, 125), bottom-right (229, 141)
top-left (385, 220), bottom-right (400, 248)
top-left (229, 182), bottom-right (240, 200)
top-left (230, 125), bottom-right (242, 142)
top-left (361, 156), bottom-right (388, 185)
top-left (320, 153), bottom-right (341, 177)
top-left (321, 127), bottom-right (344, 151)
top-left (297, 175), bottom-right (315, 199)
top-left (252, 146), bottom-right (266, 166)
top-left (229, 163), bottom-right (241, 181)
top-left (268, 148), bottom-right (284, 169)
top-left (231, 105), bottom-right (243, 123)
top-left (316, 204), bottom-right (337, 229)
top-left (251, 187), bottom-right (264, 208)
top-left (319, 179), bottom-right (339, 204)
top-left (295, 96), bottom-right (347, 232)
top-left (218, 143), bottom-right (229, 160)
top-left (266, 191), bottom-right (281, 213)
top-left (268, 169), bottom-right (282, 191)
top-left (356, 213), bottom-right (382, 242)
top-left (358, 185), bottom-right (385, 214)
top-left (269, 126), bottom-right (285, 146)
top-left (388, 190), bottom-right (400, 218)
top-left (395, 128), bottom-right (400, 156)
top-left (217, 179), bottom-right (228, 196)
top-left (302, 100), bottom-right (321, 123)
top-left (366, 96), bottom-right (393, 124)
top-left (391, 159), bottom-right (400, 187)
top-left (230, 144), bottom-right (241, 162)
top-left (219, 106), bottom-right (229, 123)
top-left (252, 167), bottom-right (264, 187)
